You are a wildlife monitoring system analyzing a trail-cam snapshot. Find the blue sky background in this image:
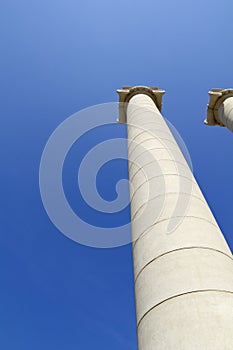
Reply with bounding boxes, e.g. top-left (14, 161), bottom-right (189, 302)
top-left (1, 0), bottom-right (233, 349)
